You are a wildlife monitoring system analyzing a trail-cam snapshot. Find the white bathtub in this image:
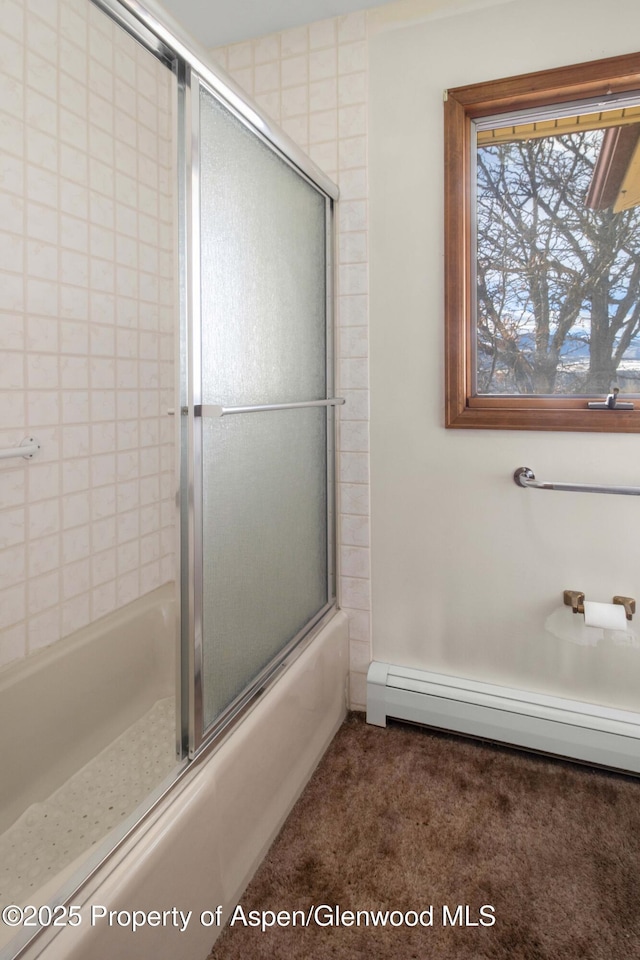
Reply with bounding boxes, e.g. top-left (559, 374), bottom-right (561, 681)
top-left (4, 598), bottom-right (348, 960)
top-left (0, 586), bottom-right (178, 957)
